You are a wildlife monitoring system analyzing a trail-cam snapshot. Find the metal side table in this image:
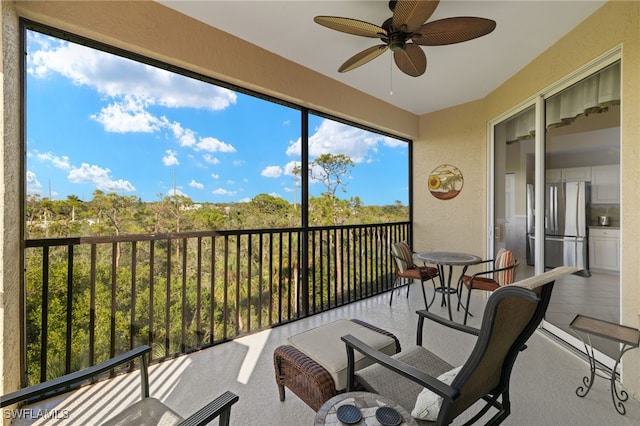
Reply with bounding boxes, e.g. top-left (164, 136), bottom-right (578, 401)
top-left (570, 314), bottom-right (640, 415)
